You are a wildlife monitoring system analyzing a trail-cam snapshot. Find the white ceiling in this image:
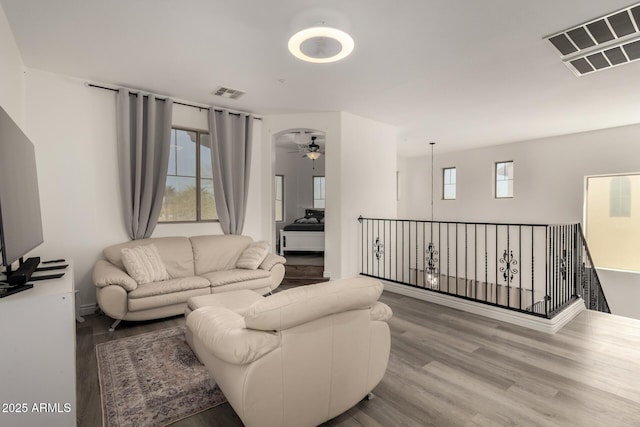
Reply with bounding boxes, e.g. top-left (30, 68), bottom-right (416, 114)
top-left (2, 0), bottom-right (640, 156)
